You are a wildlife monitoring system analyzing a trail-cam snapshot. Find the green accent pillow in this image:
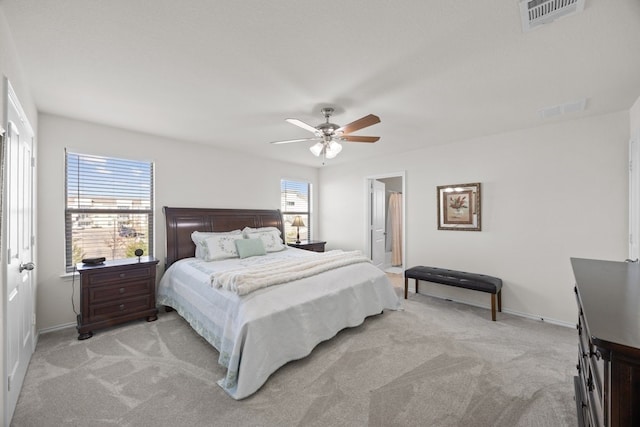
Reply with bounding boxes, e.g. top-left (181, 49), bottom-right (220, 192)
top-left (235, 238), bottom-right (267, 259)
